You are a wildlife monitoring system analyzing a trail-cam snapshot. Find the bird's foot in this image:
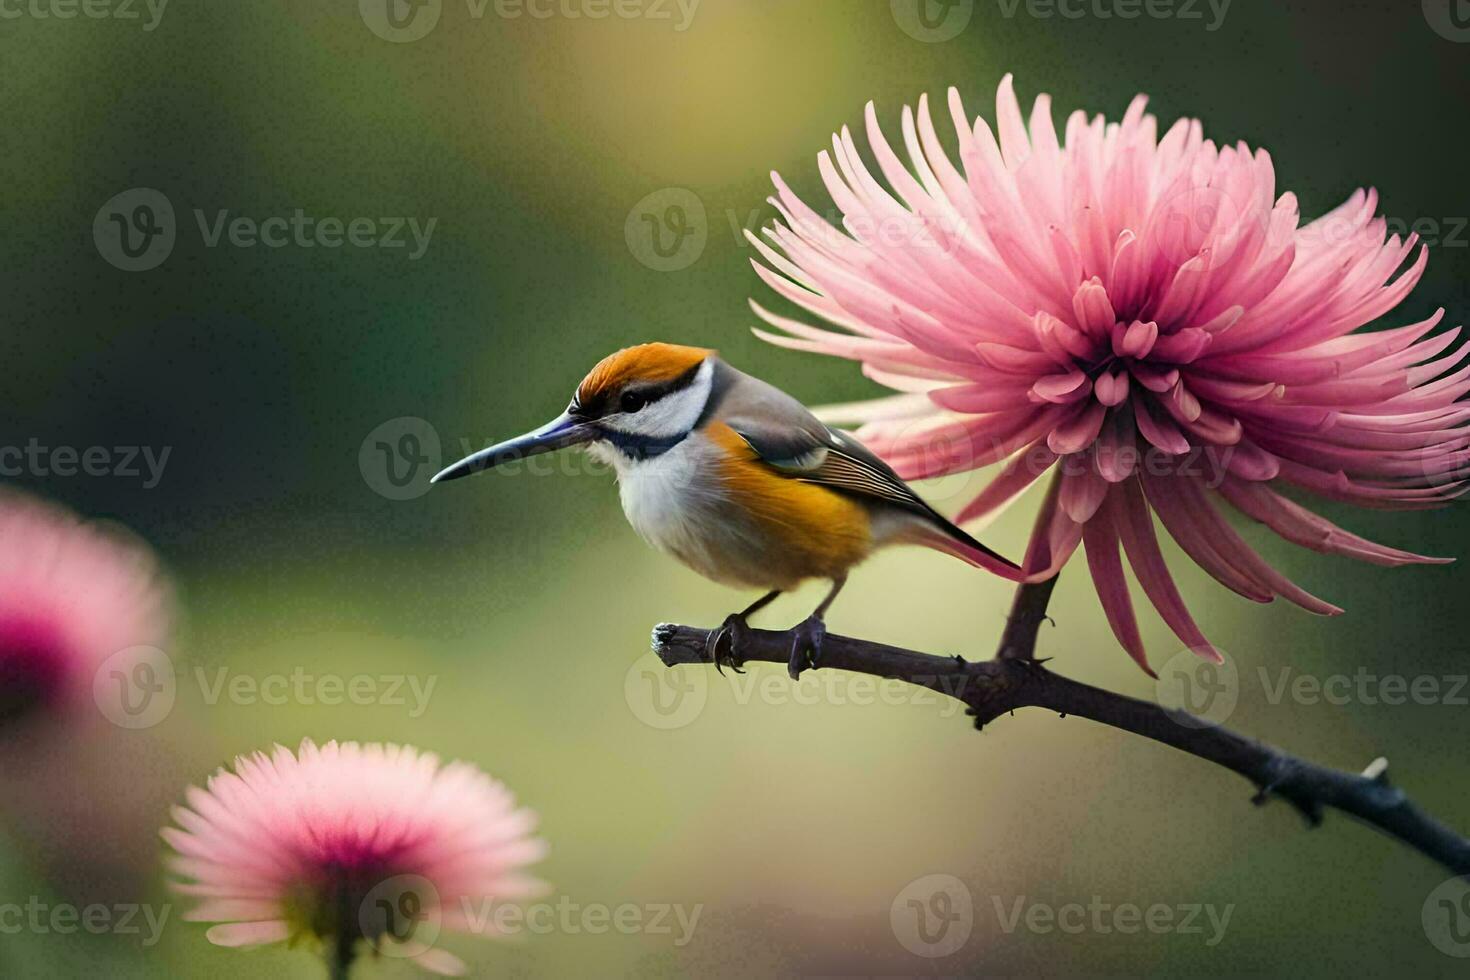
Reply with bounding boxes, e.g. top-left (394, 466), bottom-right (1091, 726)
top-left (706, 614), bottom-right (751, 675)
top-left (786, 616), bottom-right (826, 681)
